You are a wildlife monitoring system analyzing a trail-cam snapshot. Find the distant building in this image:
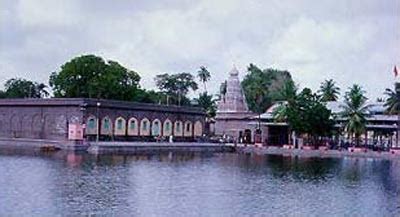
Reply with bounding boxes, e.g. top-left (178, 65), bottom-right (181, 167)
top-left (0, 98), bottom-right (205, 142)
top-left (215, 67), bottom-right (256, 143)
top-left (251, 101), bottom-right (399, 147)
top-left (215, 68), bottom-right (399, 147)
